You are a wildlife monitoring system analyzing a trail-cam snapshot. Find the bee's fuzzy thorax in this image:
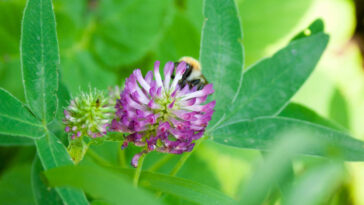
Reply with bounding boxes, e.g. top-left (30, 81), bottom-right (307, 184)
top-left (179, 56), bottom-right (201, 71)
